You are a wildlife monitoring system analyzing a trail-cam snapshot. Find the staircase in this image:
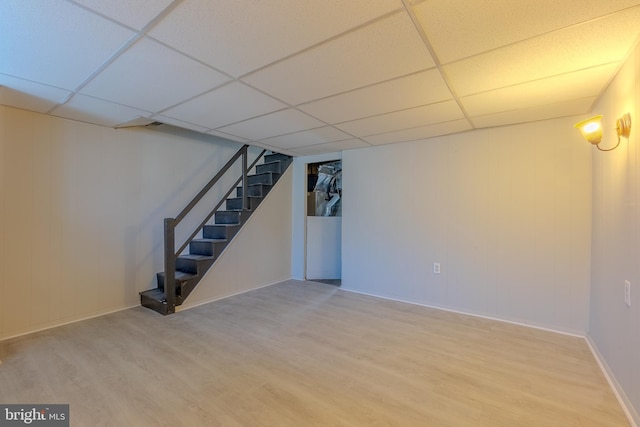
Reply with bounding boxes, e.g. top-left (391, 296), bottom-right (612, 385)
top-left (140, 148), bottom-right (292, 315)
